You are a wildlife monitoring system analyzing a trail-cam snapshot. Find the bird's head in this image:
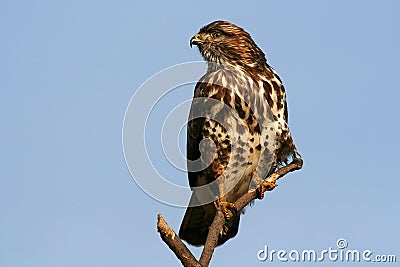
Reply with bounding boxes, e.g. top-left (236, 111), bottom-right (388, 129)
top-left (190, 21), bottom-right (267, 70)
